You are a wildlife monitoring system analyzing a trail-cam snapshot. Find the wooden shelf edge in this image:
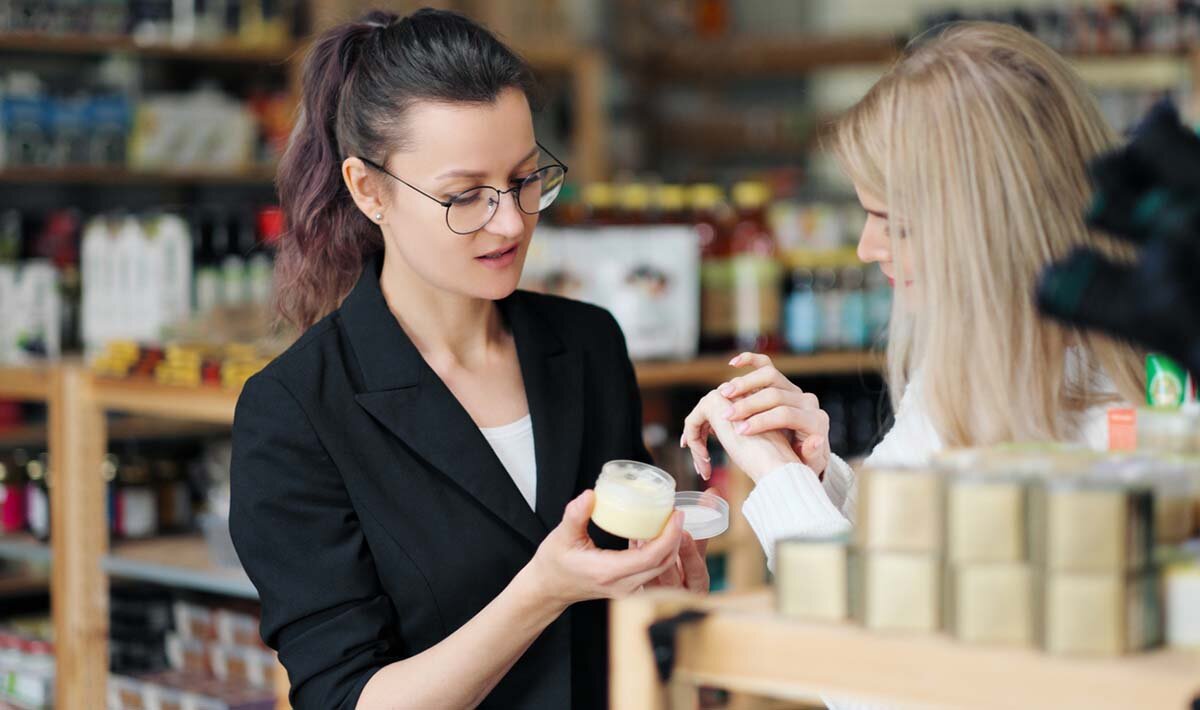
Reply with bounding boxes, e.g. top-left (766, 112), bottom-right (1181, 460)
top-left (92, 377), bottom-right (241, 424)
top-left (634, 352), bottom-right (883, 389)
top-left (0, 534), bottom-right (51, 565)
top-left (0, 32), bottom-right (300, 63)
top-left (105, 535), bottom-right (257, 600)
top-left (0, 365), bottom-right (53, 402)
top-left (618, 591), bottom-right (1200, 710)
